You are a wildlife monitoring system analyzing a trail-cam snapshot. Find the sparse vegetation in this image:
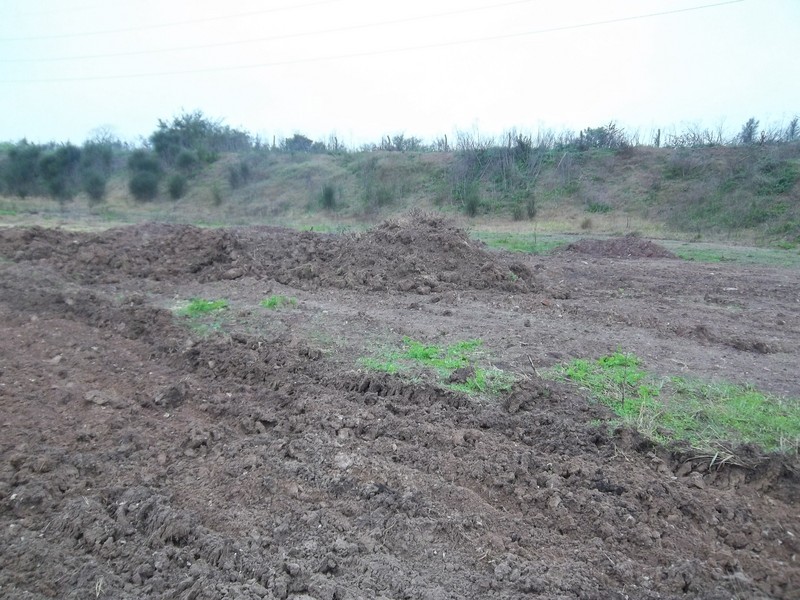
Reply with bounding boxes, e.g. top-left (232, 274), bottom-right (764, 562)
top-left (1, 115), bottom-right (799, 245)
top-left (179, 298), bottom-right (229, 317)
top-left (359, 337), bottom-right (516, 396)
top-left (260, 295), bottom-right (297, 310)
top-left (546, 351), bottom-right (800, 455)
